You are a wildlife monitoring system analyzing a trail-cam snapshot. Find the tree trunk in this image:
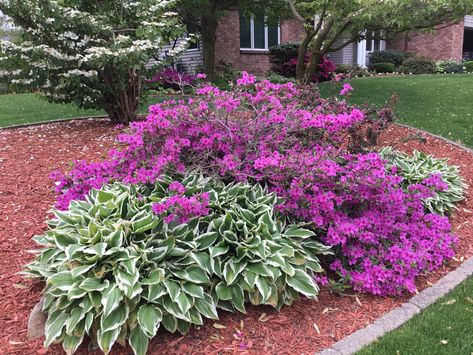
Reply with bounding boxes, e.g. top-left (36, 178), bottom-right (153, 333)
top-left (102, 68), bottom-right (141, 124)
top-left (295, 33), bottom-right (313, 81)
top-left (305, 51), bottom-right (323, 84)
top-left (201, 15), bottom-right (218, 80)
